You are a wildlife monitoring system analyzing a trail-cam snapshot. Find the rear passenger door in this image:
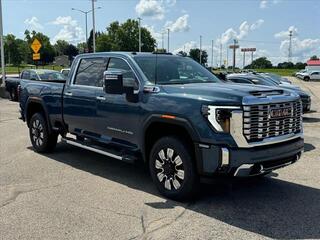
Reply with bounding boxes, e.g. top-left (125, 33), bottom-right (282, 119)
top-left (63, 57), bottom-right (108, 137)
top-left (311, 72), bottom-right (320, 80)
